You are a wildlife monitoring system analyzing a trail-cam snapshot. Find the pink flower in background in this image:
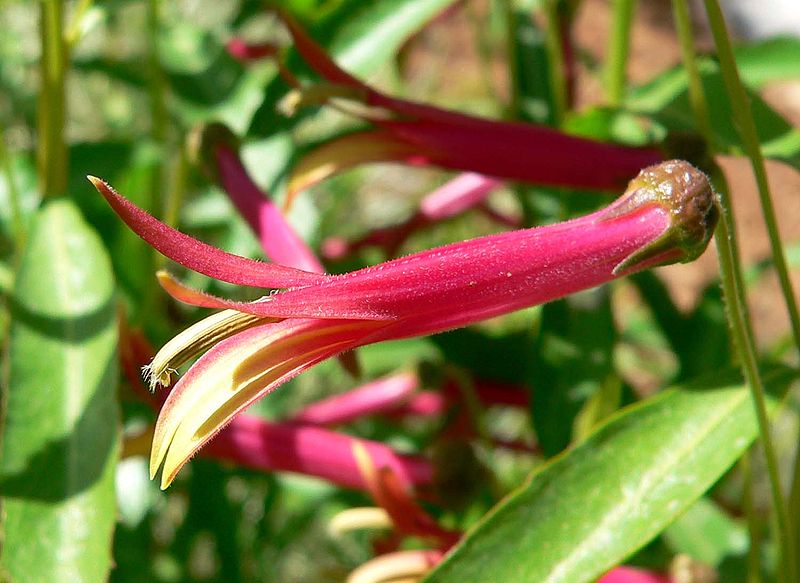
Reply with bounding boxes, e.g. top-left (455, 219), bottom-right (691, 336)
top-left (290, 372), bottom-right (420, 426)
top-left (205, 415), bottom-right (432, 491)
top-left (90, 159), bottom-right (717, 488)
top-left (191, 123), bottom-right (324, 273)
top-left (597, 566), bottom-right (671, 583)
